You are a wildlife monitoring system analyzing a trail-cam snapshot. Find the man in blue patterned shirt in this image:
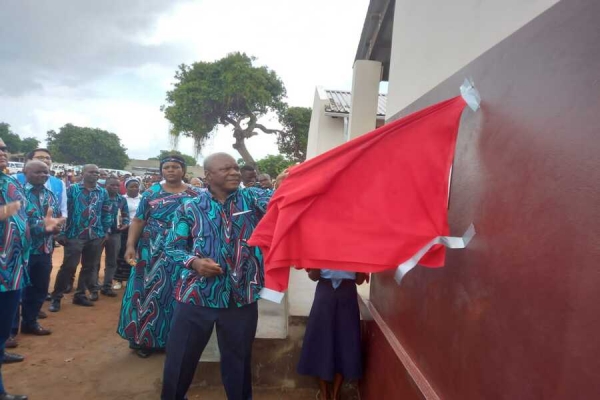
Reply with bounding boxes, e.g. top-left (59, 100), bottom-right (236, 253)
top-left (20, 160), bottom-right (63, 336)
top-left (161, 153), bottom-right (276, 400)
top-left (49, 164), bottom-right (112, 312)
top-left (91, 176), bottom-right (129, 298)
